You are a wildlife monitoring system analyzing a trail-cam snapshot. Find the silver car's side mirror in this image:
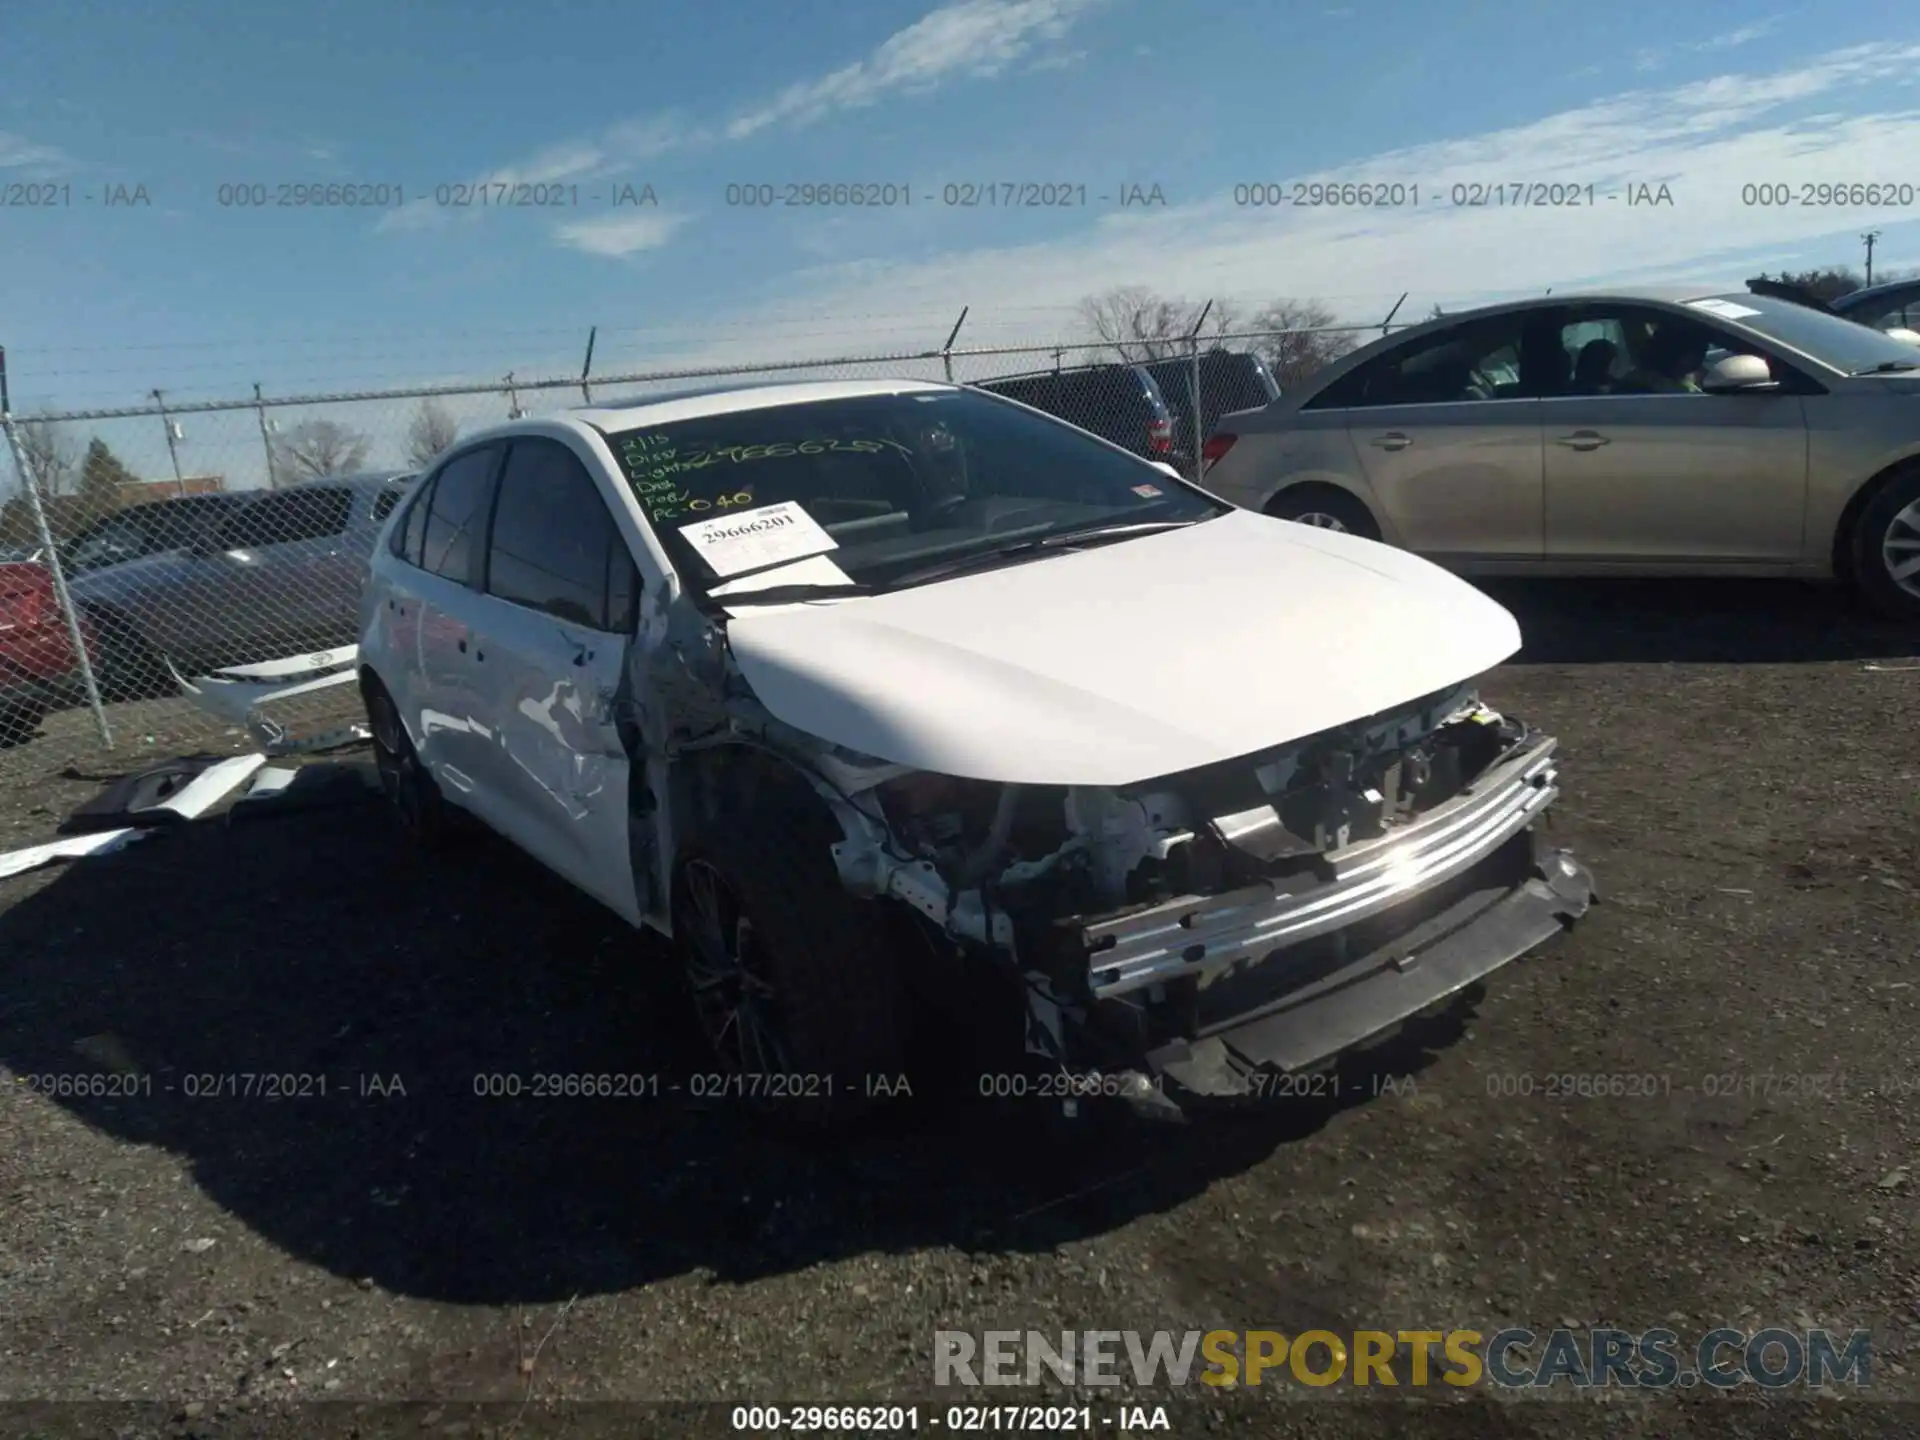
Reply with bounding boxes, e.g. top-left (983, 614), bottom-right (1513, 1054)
top-left (1701, 354), bottom-right (1774, 392)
